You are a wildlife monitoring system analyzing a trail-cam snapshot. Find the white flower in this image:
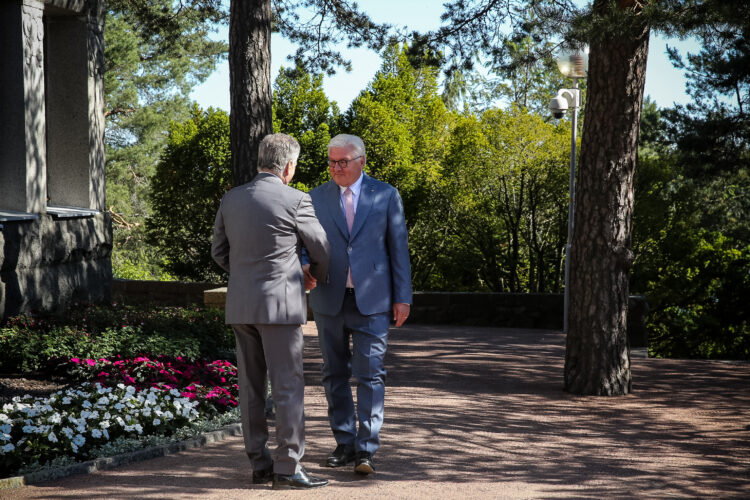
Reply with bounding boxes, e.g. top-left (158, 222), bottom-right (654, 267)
top-left (82, 400), bottom-right (92, 409)
top-left (103, 412), bottom-right (111, 420)
top-left (48, 413), bottom-right (62, 424)
top-left (0, 413), bottom-right (10, 423)
top-left (72, 434), bottom-right (85, 446)
top-left (91, 429), bottom-right (102, 438)
top-left (126, 386), bottom-right (136, 395)
top-left (62, 427), bottom-right (74, 438)
top-left (113, 403), bottom-right (124, 411)
top-left (142, 408), bottom-right (151, 417)
top-left (0, 433), bottom-right (10, 442)
top-left (1, 443), bottom-right (15, 453)
top-left (99, 420), bottom-right (110, 429)
top-left (153, 418), bottom-right (161, 426)
top-left (48, 431), bottom-right (58, 443)
top-left (62, 397), bottom-right (72, 405)
top-left (115, 416), bottom-right (125, 426)
top-left (96, 397), bottom-right (109, 406)
top-left (170, 389), bottom-right (181, 397)
top-left (134, 423), bottom-right (143, 434)
top-left (81, 410), bottom-right (92, 420)
top-left (102, 428), bottom-right (109, 440)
